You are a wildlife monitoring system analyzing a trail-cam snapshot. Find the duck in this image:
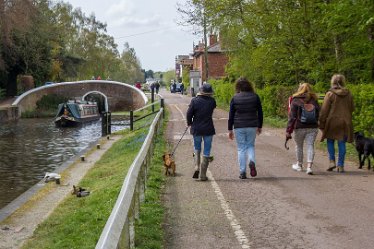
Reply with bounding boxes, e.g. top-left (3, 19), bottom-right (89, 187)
top-left (71, 185), bottom-right (90, 197)
top-left (43, 172), bottom-right (61, 184)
